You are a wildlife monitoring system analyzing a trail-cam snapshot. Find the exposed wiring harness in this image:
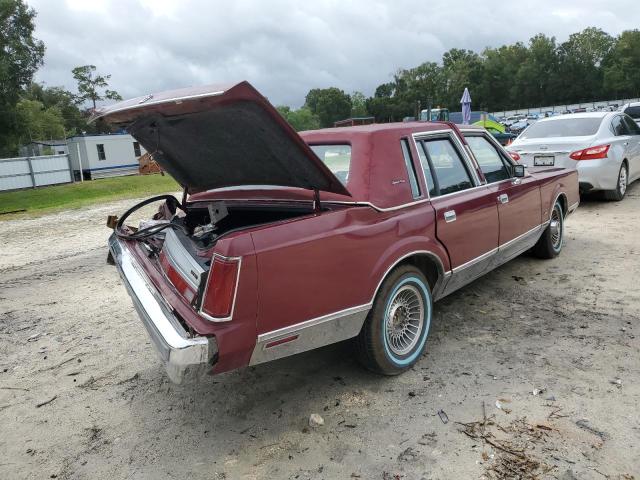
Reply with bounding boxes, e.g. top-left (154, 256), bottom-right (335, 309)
top-left (115, 194), bottom-right (189, 240)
